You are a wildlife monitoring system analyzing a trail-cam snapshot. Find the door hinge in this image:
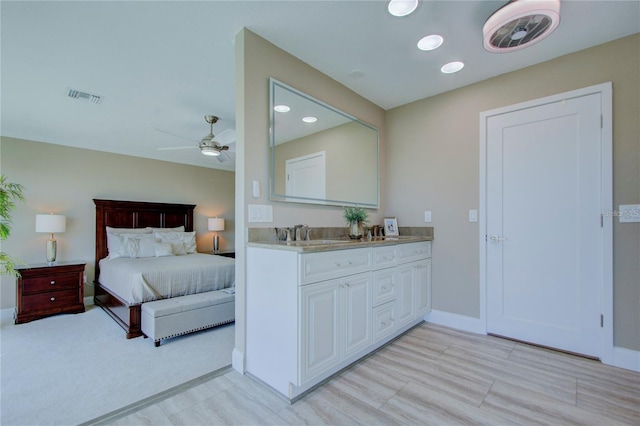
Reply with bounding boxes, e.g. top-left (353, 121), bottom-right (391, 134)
top-left (600, 314), bottom-right (604, 328)
top-left (601, 114), bottom-right (603, 129)
top-left (601, 214), bottom-right (604, 228)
